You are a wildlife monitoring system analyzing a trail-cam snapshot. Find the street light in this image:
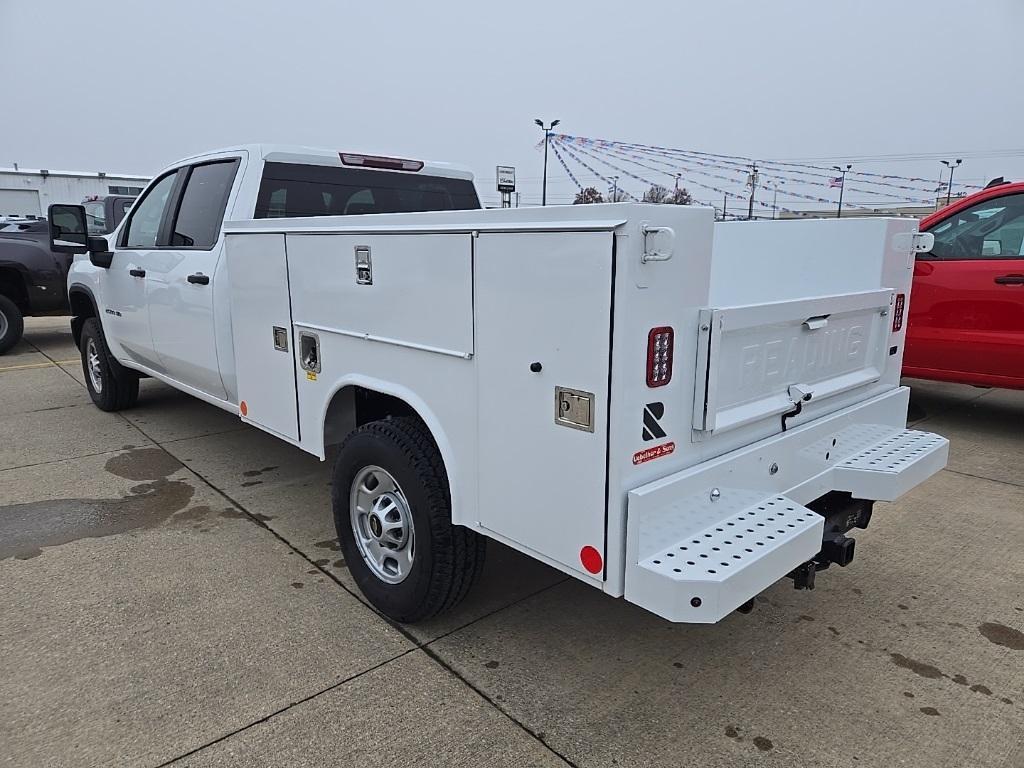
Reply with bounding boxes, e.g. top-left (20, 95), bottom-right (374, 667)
top-left (535, 118), bottom-right (560, 206)
top-left (940, 158), bottom-right (962, 206)
top-left (770, 180), bottom-right (785, 219)
top-left (833, 164), bottom-right (852, 218)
